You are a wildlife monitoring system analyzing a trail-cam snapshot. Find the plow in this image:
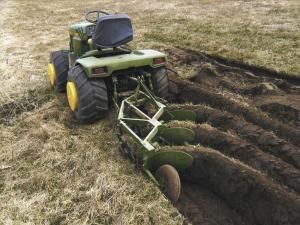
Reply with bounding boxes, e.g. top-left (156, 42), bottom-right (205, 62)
top-left (117, 77), bottom-right (196, 202)
top-left (48, 10), bottom-right (300, 225)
